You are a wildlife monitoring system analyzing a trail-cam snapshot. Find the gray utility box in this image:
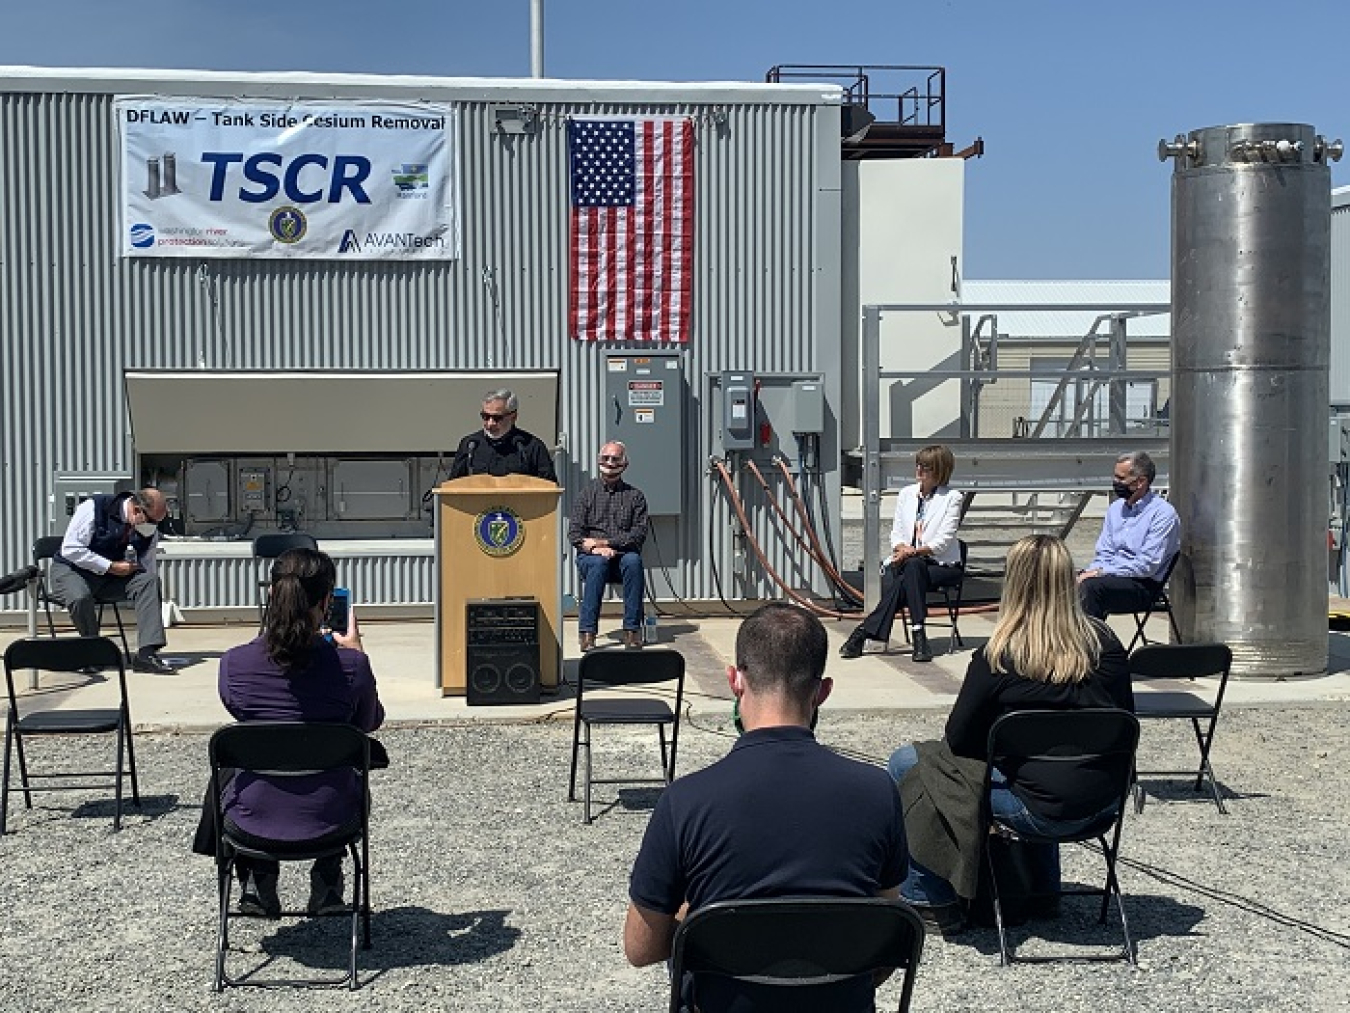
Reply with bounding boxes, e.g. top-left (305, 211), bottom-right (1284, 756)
top-left (602, 352), bottom-right (684, 515)
top-left (50, 472), bottom-right (134, 535)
